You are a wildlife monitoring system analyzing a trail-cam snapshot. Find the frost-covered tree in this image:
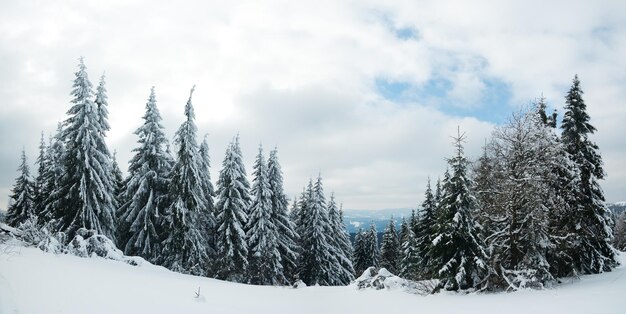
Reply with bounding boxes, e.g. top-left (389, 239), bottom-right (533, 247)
top-left (33, 132), bottom-right (48, 217)
top-left (6, 149), bottom-right (35, 227)
top-left (94, 74), bottom-right (110, 137)
top-left (366, 222), bottom-right (380, 268)
top-left (352, 228), bottom-right (368, 276)
top-left (111, 152), bottom-right (125, 210)
top-left (430, 130), bottom-right (488, 291)
top-left (485, 110), bottom-right (560, 289)
top-left (535, 94), bottom-right (558, 129)
top-left (298, 177), bottom-right (337, 285)
top-left (560, 75), bottom-right (617, 274)
top-left (267, 148), bottom-right (300, 284)
top-left (327, 195), bottom-right (355, 285)
top-left (41, 123), bottom-right (65, 223)
top-left (380, 218), bottom-right (400, 275)
top-left (416, 179), bottom-right (437, 278)
top-left (48, 58), bottom-right (117, 240)
top-left (399, 226), bottom-right (420, 280)
top-left (118, 87), bottom-right (170, 262)
top-left (197, 134), bottom-right (217, 273)
top-left (246, 145), bottom-right (282, 285)
top-left (215, 136), bottom-right (250, 282)
top-left (159, 87), bottom-right (210, 275)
